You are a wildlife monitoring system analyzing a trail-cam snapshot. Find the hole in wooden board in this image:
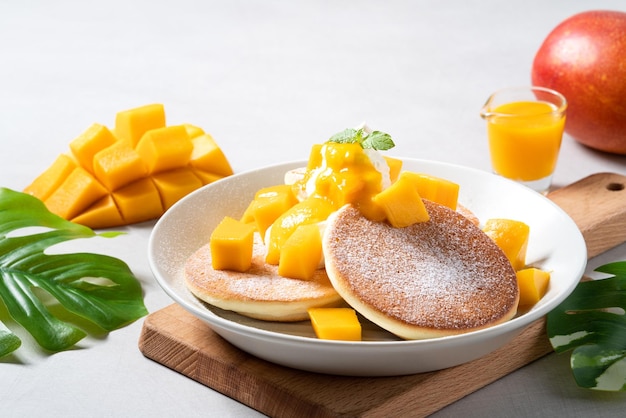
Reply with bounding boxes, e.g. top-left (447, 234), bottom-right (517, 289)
top-left (606, 182), bottom-right (625, 192)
